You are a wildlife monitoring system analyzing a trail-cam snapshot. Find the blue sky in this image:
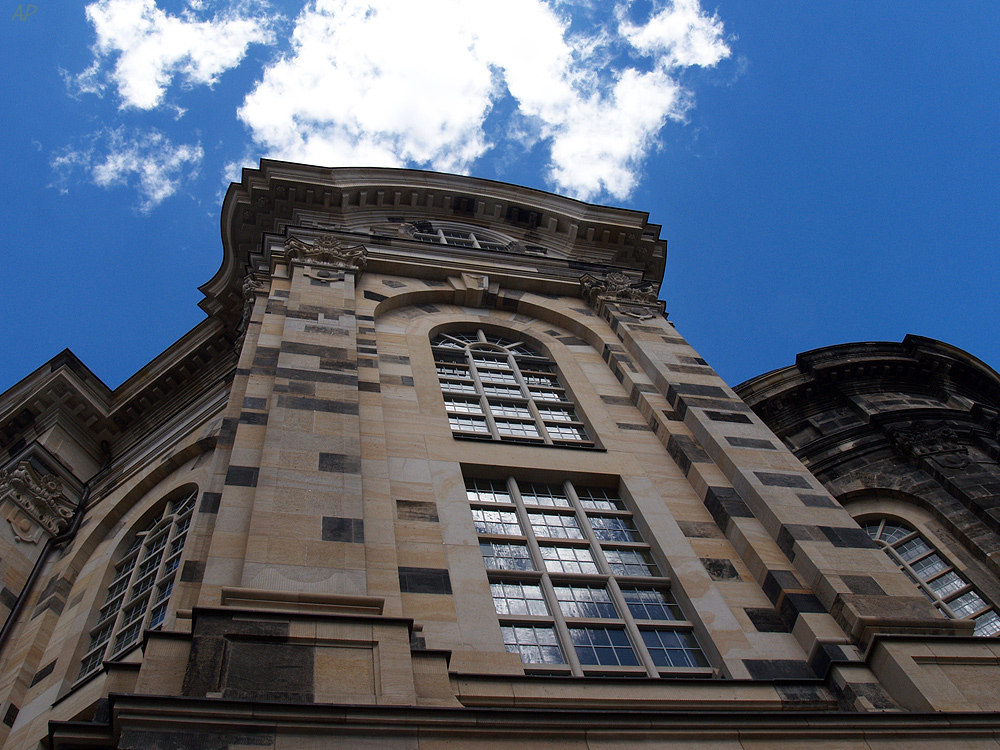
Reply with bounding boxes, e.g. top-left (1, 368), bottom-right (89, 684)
top-left (2, 0), bottom-right (997, 394)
